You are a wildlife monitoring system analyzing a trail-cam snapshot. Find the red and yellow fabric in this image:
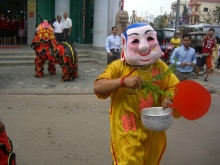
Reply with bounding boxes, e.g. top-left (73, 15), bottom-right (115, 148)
top-left (57, 42), bottom-right (79, 81)
top-left (0, 131), bottom-right (16, 165)
top-left (95, 60), bottom-right (180, 165)
top-left (32, 22), bottom-right (78, 81)
top-left (32, 29), bottom-right (57, 52)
